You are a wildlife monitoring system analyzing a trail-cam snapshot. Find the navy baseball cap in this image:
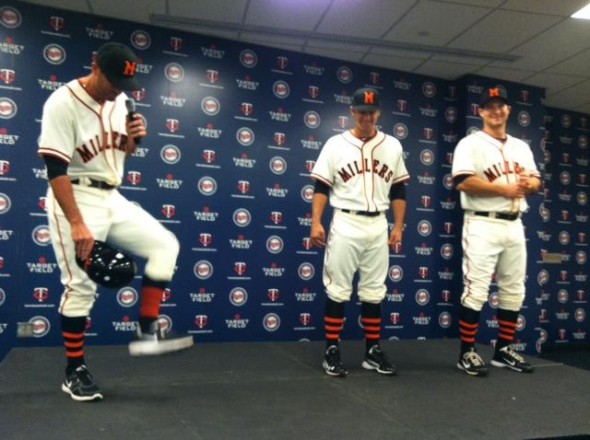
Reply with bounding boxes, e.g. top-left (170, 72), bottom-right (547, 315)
top-left (479, 86), bottom-right (509, 108)
top-left (95, 42), bottom-right (142, 91)
top-left (352, 87), bottom-right (381, 112)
